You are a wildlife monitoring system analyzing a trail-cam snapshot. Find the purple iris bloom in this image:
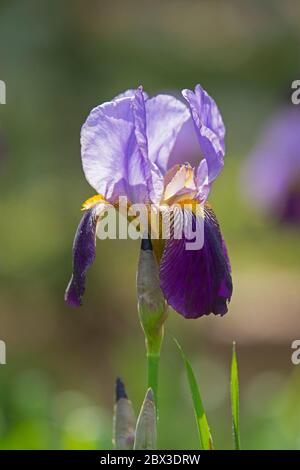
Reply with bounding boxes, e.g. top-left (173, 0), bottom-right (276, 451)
top-left (242, 106), bottom-right (300, 225)
top-left (65, 85), bottom-right (232, 319)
